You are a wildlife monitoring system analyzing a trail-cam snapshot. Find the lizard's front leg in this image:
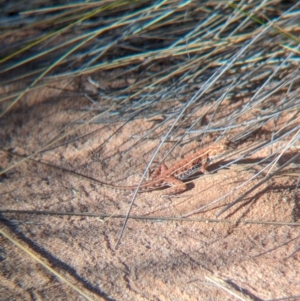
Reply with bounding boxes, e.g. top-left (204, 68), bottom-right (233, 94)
top-left (200, 156), bottom-right (210, 174)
